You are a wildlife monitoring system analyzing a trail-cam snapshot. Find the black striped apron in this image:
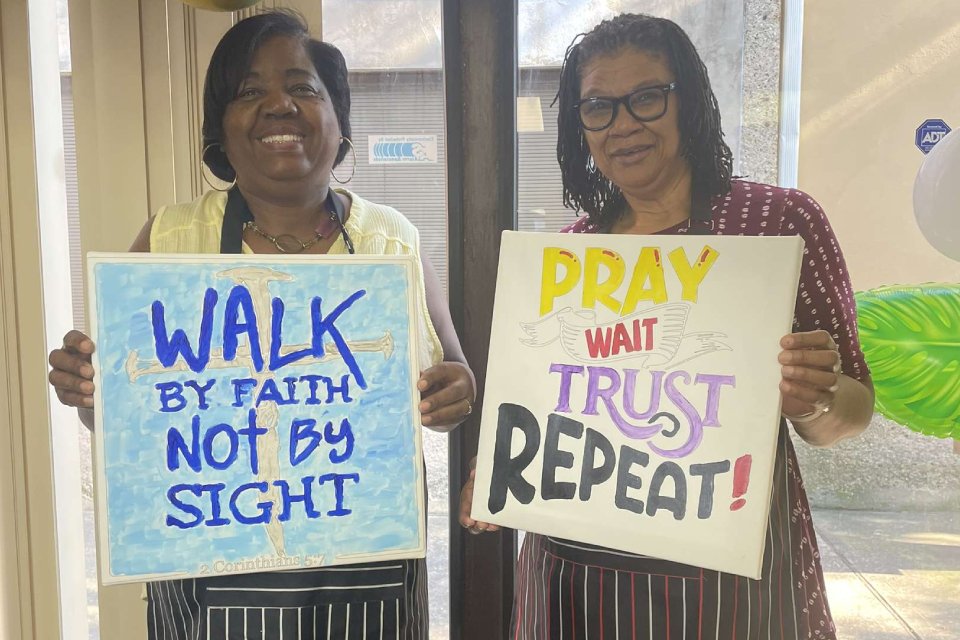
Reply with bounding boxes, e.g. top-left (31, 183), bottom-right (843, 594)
top-left (509, 210), bottom-right (838, 639)
top-left (146, 188), bottom-right (427, 640)
top-left (147, 560), bottom-right (429, 640)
